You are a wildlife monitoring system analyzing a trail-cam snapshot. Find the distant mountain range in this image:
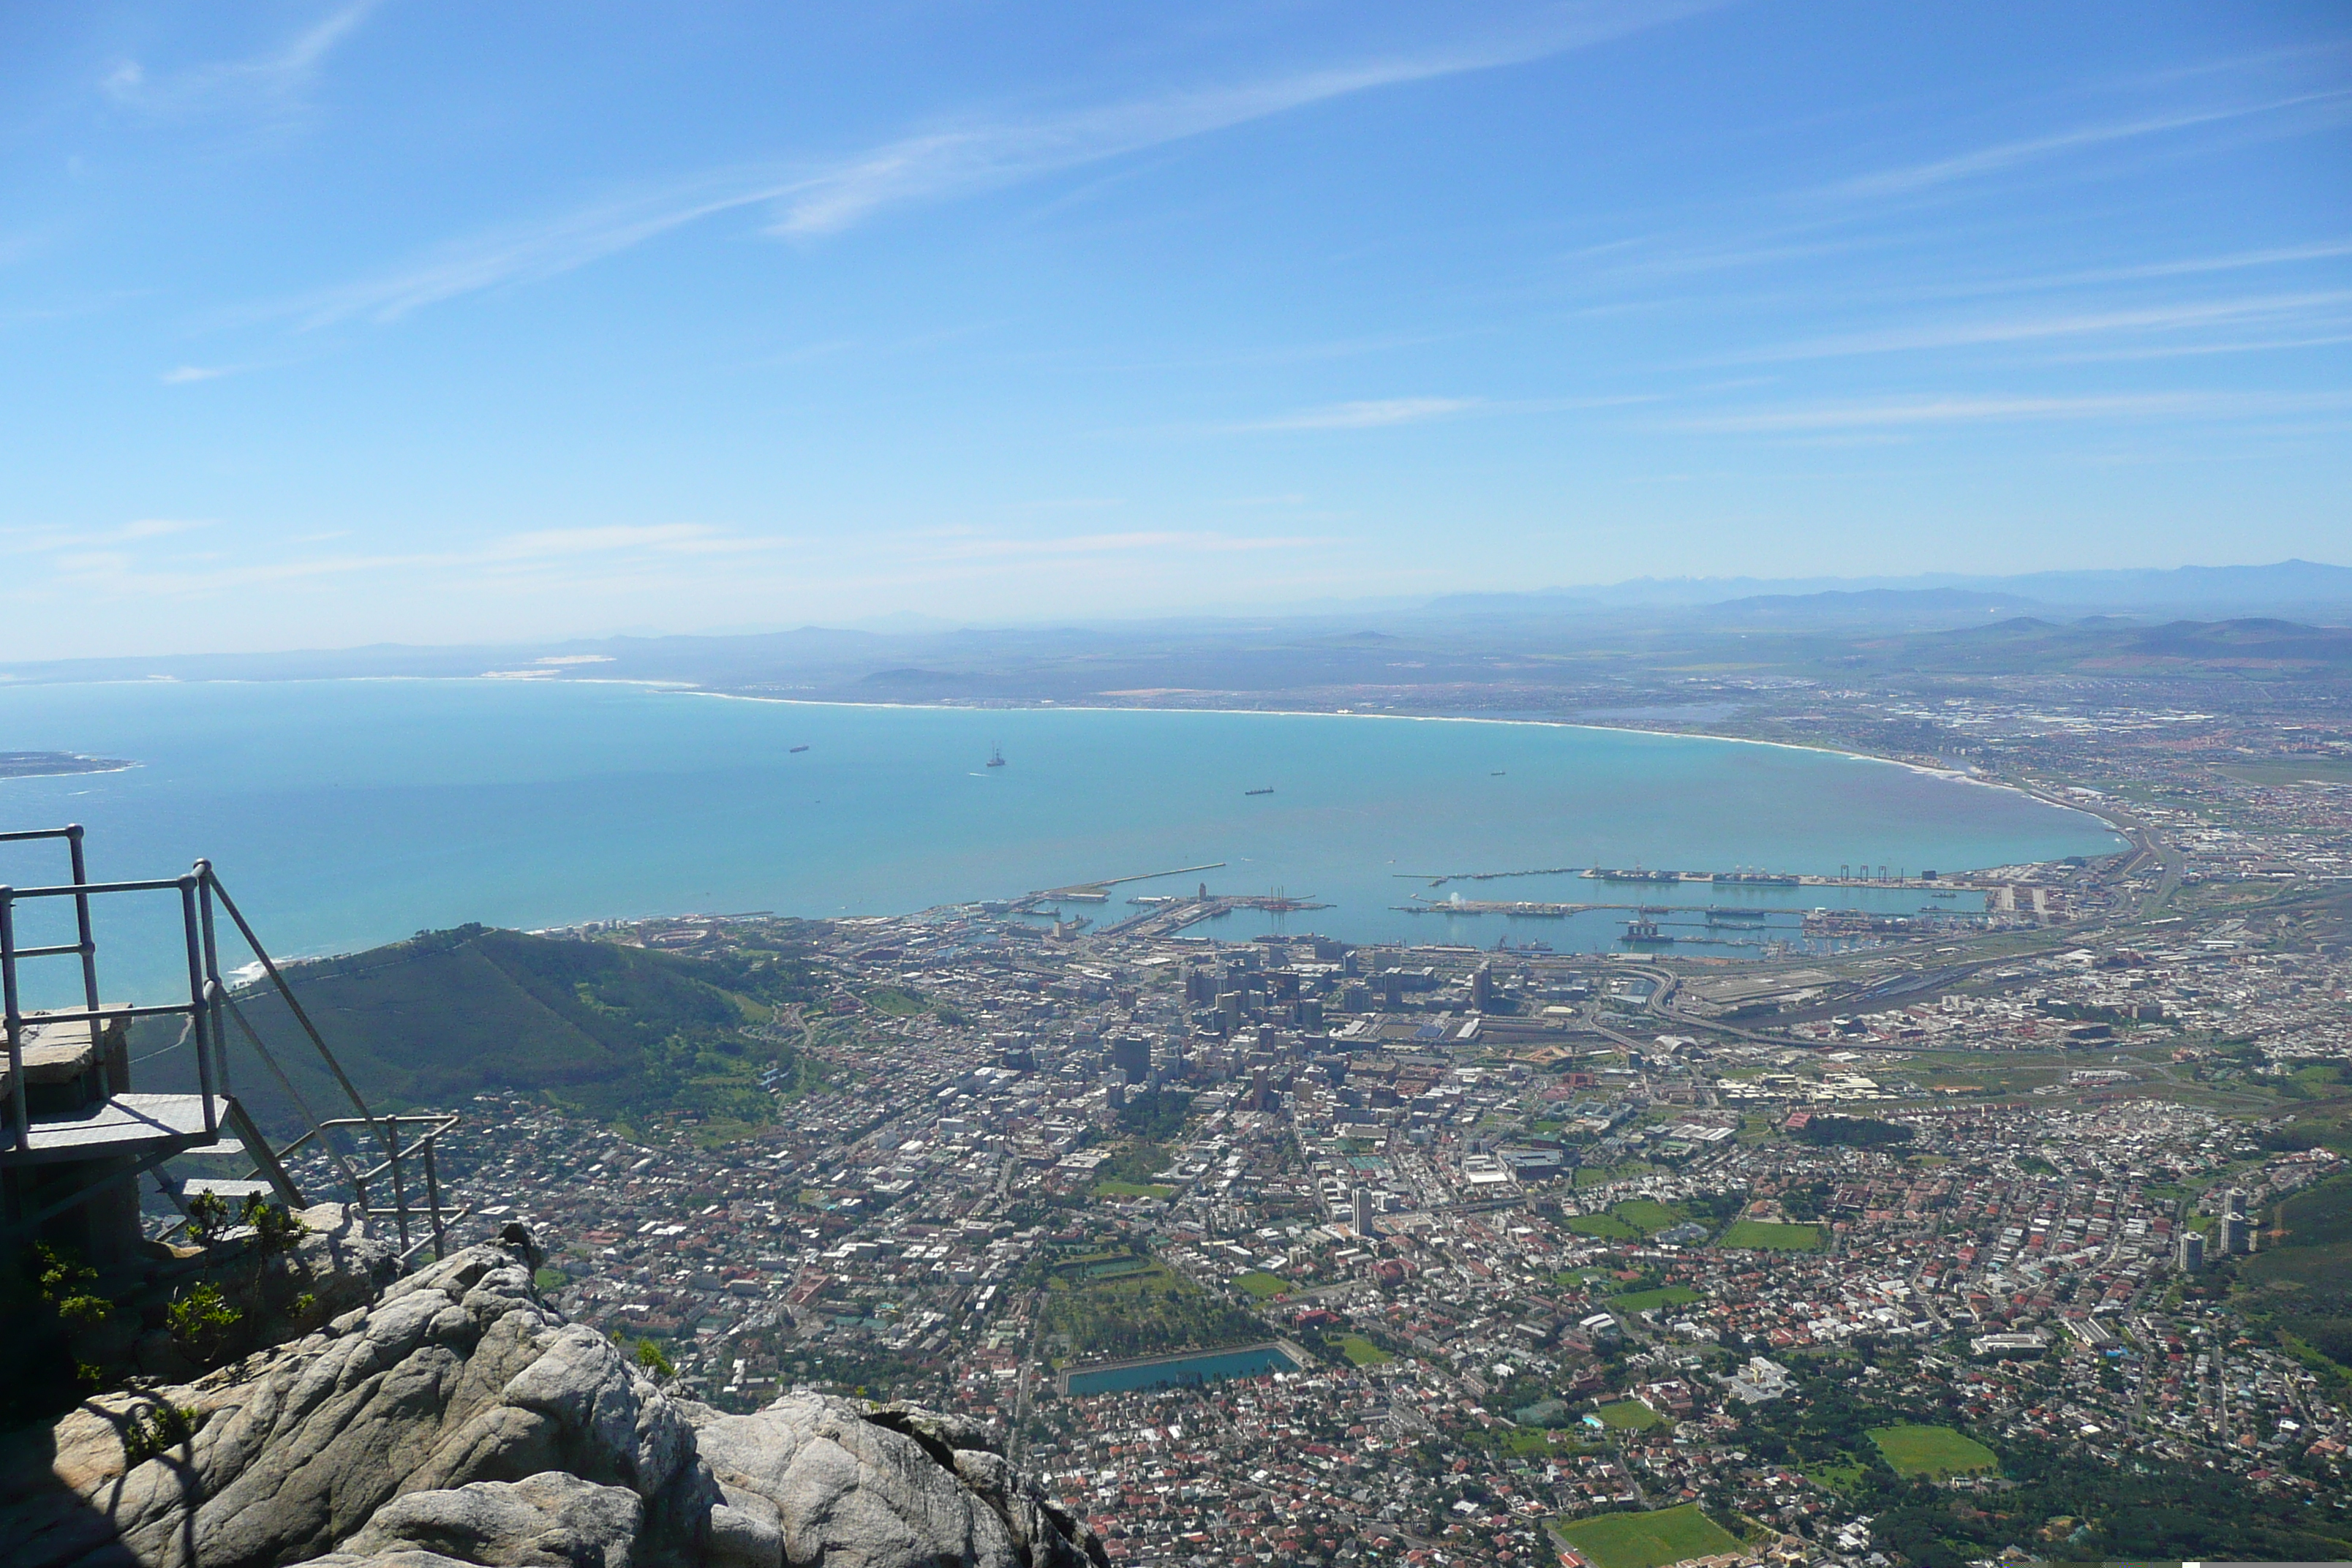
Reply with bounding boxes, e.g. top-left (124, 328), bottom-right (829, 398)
top-left (2, 561), bottom-right (2344, 693)
top-left (1424, 559), bottom-right (2352, 621)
